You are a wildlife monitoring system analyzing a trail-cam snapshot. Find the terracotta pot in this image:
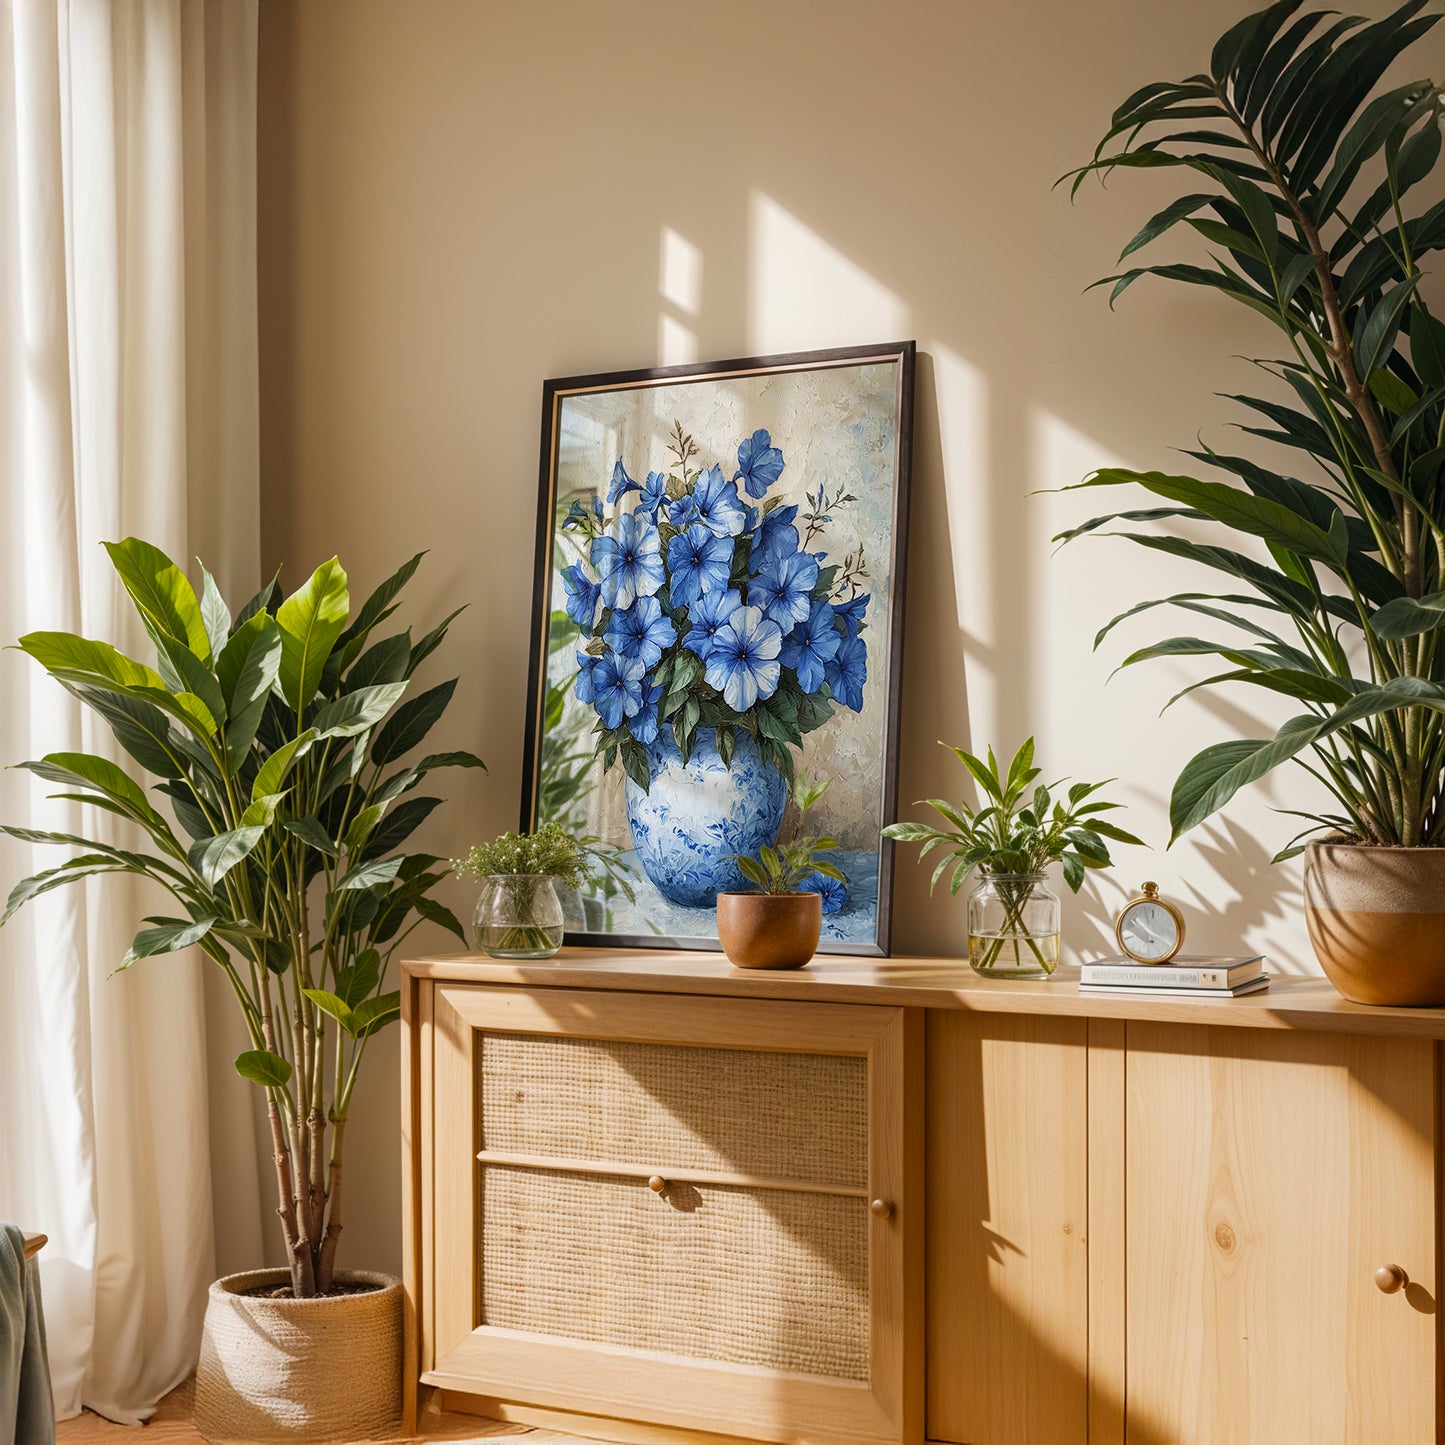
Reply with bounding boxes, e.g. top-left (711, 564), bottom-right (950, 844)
top-left (193, 1268), bottom-right (401, 1443)
top-left (716, 891), bottom-right (822, 969)
top-left (1304, 841), bottom-right (1445, 1006)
